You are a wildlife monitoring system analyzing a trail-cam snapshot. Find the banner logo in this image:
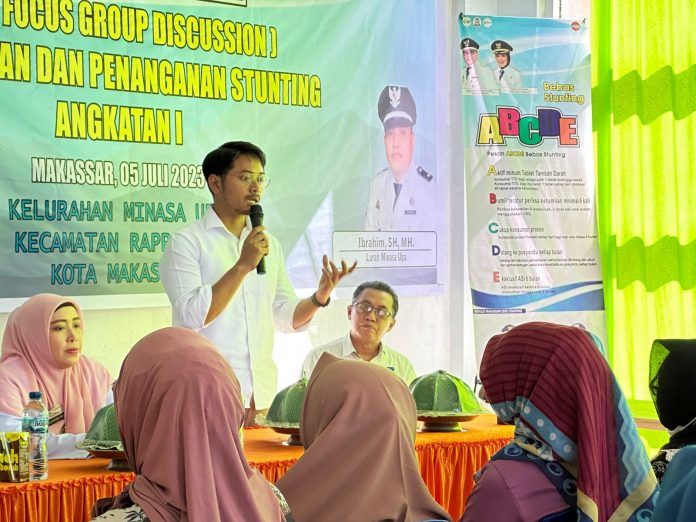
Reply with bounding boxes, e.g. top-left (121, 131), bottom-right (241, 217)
top-left (477, 106), bottom-right (579, 147)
